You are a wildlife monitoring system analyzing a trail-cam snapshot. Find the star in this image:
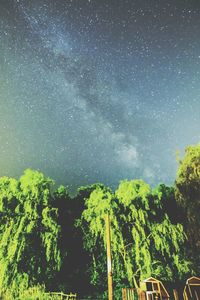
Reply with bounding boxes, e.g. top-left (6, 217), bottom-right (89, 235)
top-left (0, 0), bottom-right (199, 190)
